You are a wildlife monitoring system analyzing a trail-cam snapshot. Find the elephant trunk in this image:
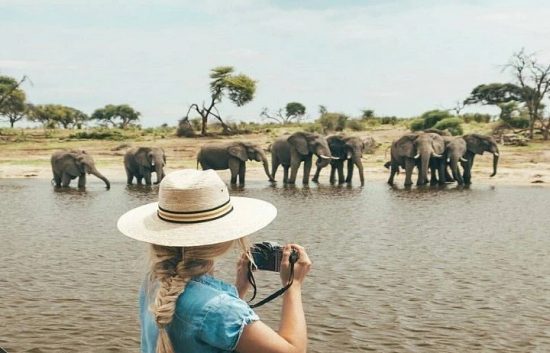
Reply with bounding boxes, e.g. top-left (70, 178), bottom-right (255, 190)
top-left (261, 154), bottom-right (274, 182)
top-left (490, 152), bottom-right (499, 177)
top-left (155, 164), bottom-right (165, 184)
top-left (355, 157), bottom-right (365, 185)
top-left (90, 168), bottom-right (110, 189)
top-left (419, 152), bottom-right (430, 185)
